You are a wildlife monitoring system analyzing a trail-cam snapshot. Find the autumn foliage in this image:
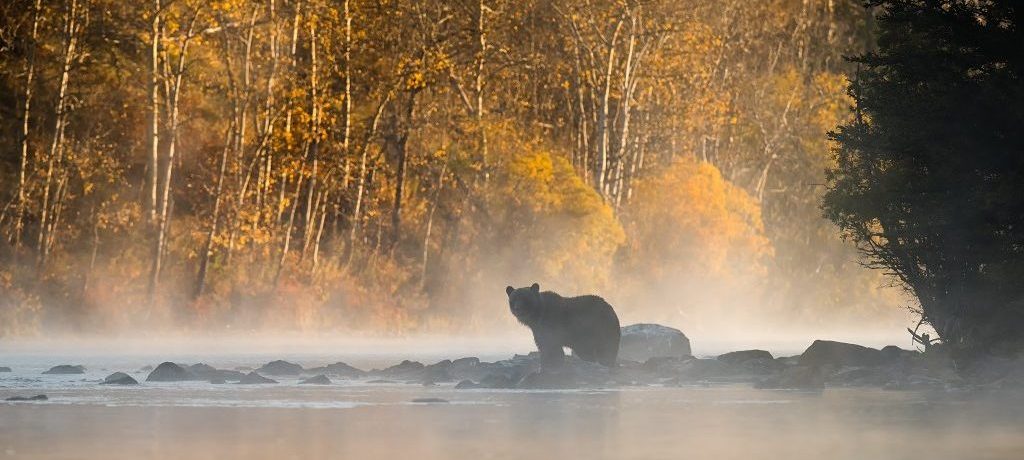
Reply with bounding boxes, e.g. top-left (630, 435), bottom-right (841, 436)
top-left (0, 0), bottom-right (908, 336)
